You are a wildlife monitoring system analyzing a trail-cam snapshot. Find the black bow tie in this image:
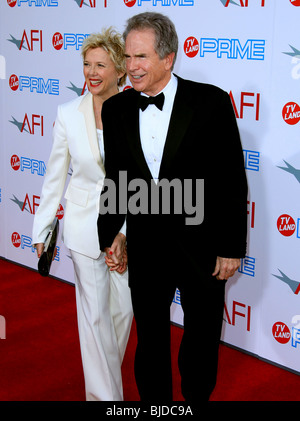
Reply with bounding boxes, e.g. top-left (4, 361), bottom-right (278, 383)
top-left (138, 92), bottom-right (165, 111)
